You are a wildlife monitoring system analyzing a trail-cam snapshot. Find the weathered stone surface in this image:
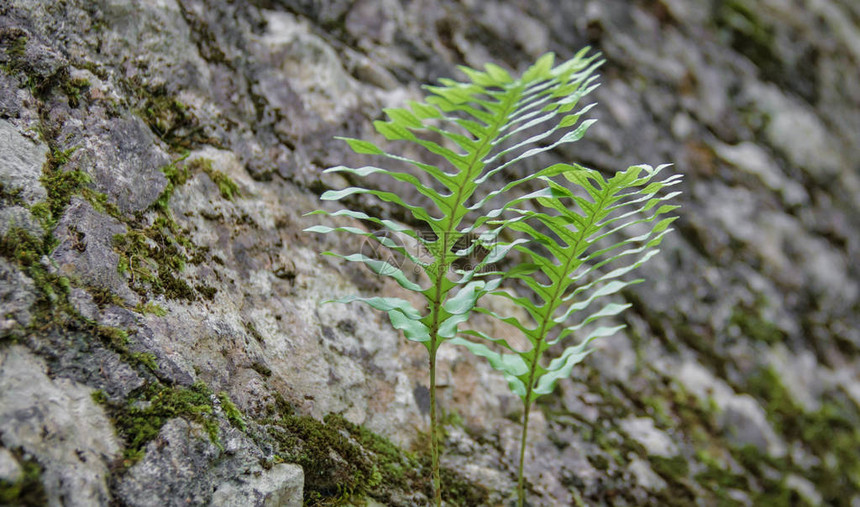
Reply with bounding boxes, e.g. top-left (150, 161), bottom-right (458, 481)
top-left (619, 417), bottom-right (679, 458)
top-left (0, 119), bottom-right (48, 205)
top-left (0, 258), bottom-right (36, 333)
top-left (0, 346), bottom-right (120, 506)
top-left (61, 116), bottom-right (169, 214)
top-left (51, 197), bottom-right (138, 303)
top-left (116, 419), bottom-right (282, 507)
top-left (0, 447), bottom-right (23, 483)
top-left (211, 463), bottom-right (303, 507)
